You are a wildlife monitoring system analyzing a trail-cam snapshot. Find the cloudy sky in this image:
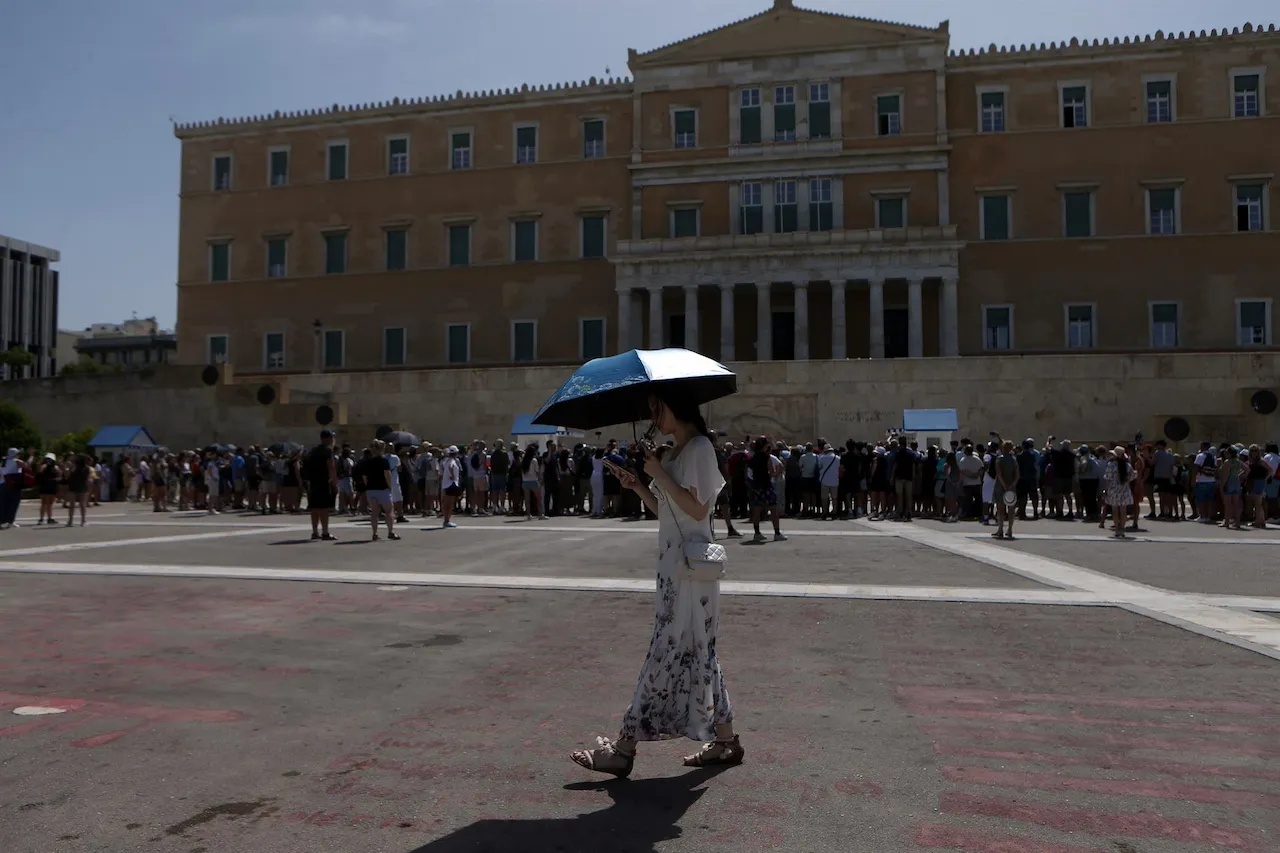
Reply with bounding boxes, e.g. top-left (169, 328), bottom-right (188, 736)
top-left (2, 0), bottom-right (1272, 329)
